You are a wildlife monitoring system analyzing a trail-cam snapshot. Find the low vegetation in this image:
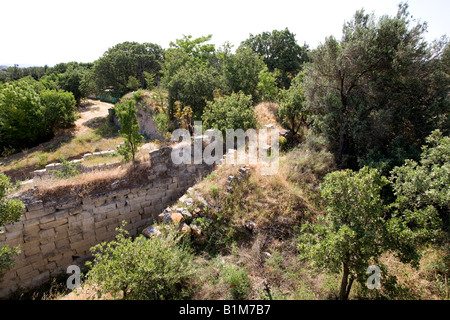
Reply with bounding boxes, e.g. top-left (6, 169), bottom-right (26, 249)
top-left (0, 2), bottom-right (448, 301)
